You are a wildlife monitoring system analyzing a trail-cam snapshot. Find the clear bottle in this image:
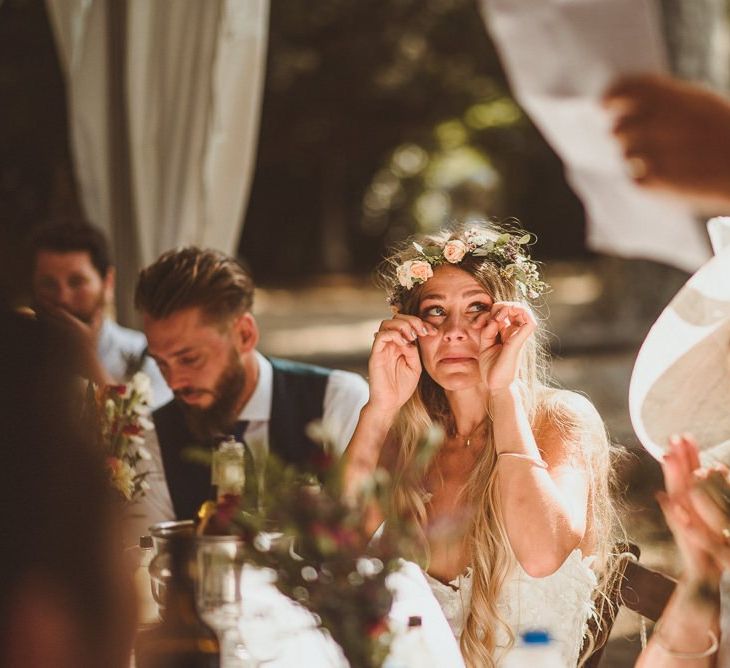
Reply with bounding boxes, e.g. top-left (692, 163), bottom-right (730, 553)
top-left (134, 535), bottom-right (158, 626)
top-left (198, 438), bottom-right (246, 535)
top-left (211, 437), bottom-right (245, 498)
top-left (135, 535), bottom-right (221, 668)
top-left (501, 629), bottom-right (564, 668)
top-left (384, 616), bottom-right (440, 668)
